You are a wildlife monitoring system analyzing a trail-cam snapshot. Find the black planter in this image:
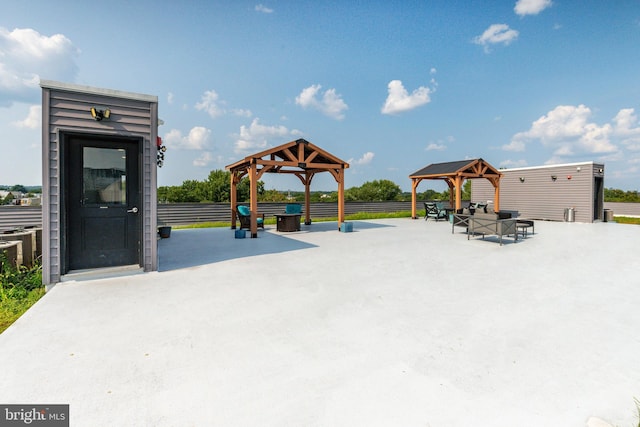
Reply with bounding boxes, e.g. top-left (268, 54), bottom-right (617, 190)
top-left (158, 226), bottom-right (172, 238)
